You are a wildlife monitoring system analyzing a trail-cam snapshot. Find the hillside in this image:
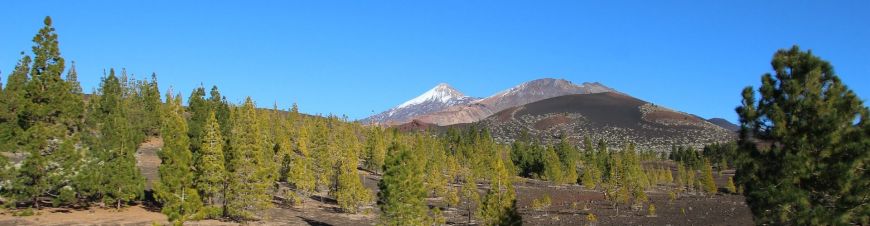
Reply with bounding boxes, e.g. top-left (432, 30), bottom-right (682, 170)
top-left (706, 118), bottom-right (740, 132)
top-left (478, 92), bottom-right (736, 152)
